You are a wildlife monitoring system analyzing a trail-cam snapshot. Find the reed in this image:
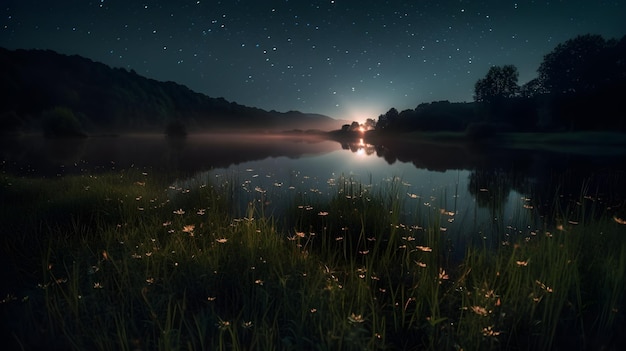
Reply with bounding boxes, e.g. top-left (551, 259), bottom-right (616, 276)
top-left (0, 170), bottom-right (624, 350)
